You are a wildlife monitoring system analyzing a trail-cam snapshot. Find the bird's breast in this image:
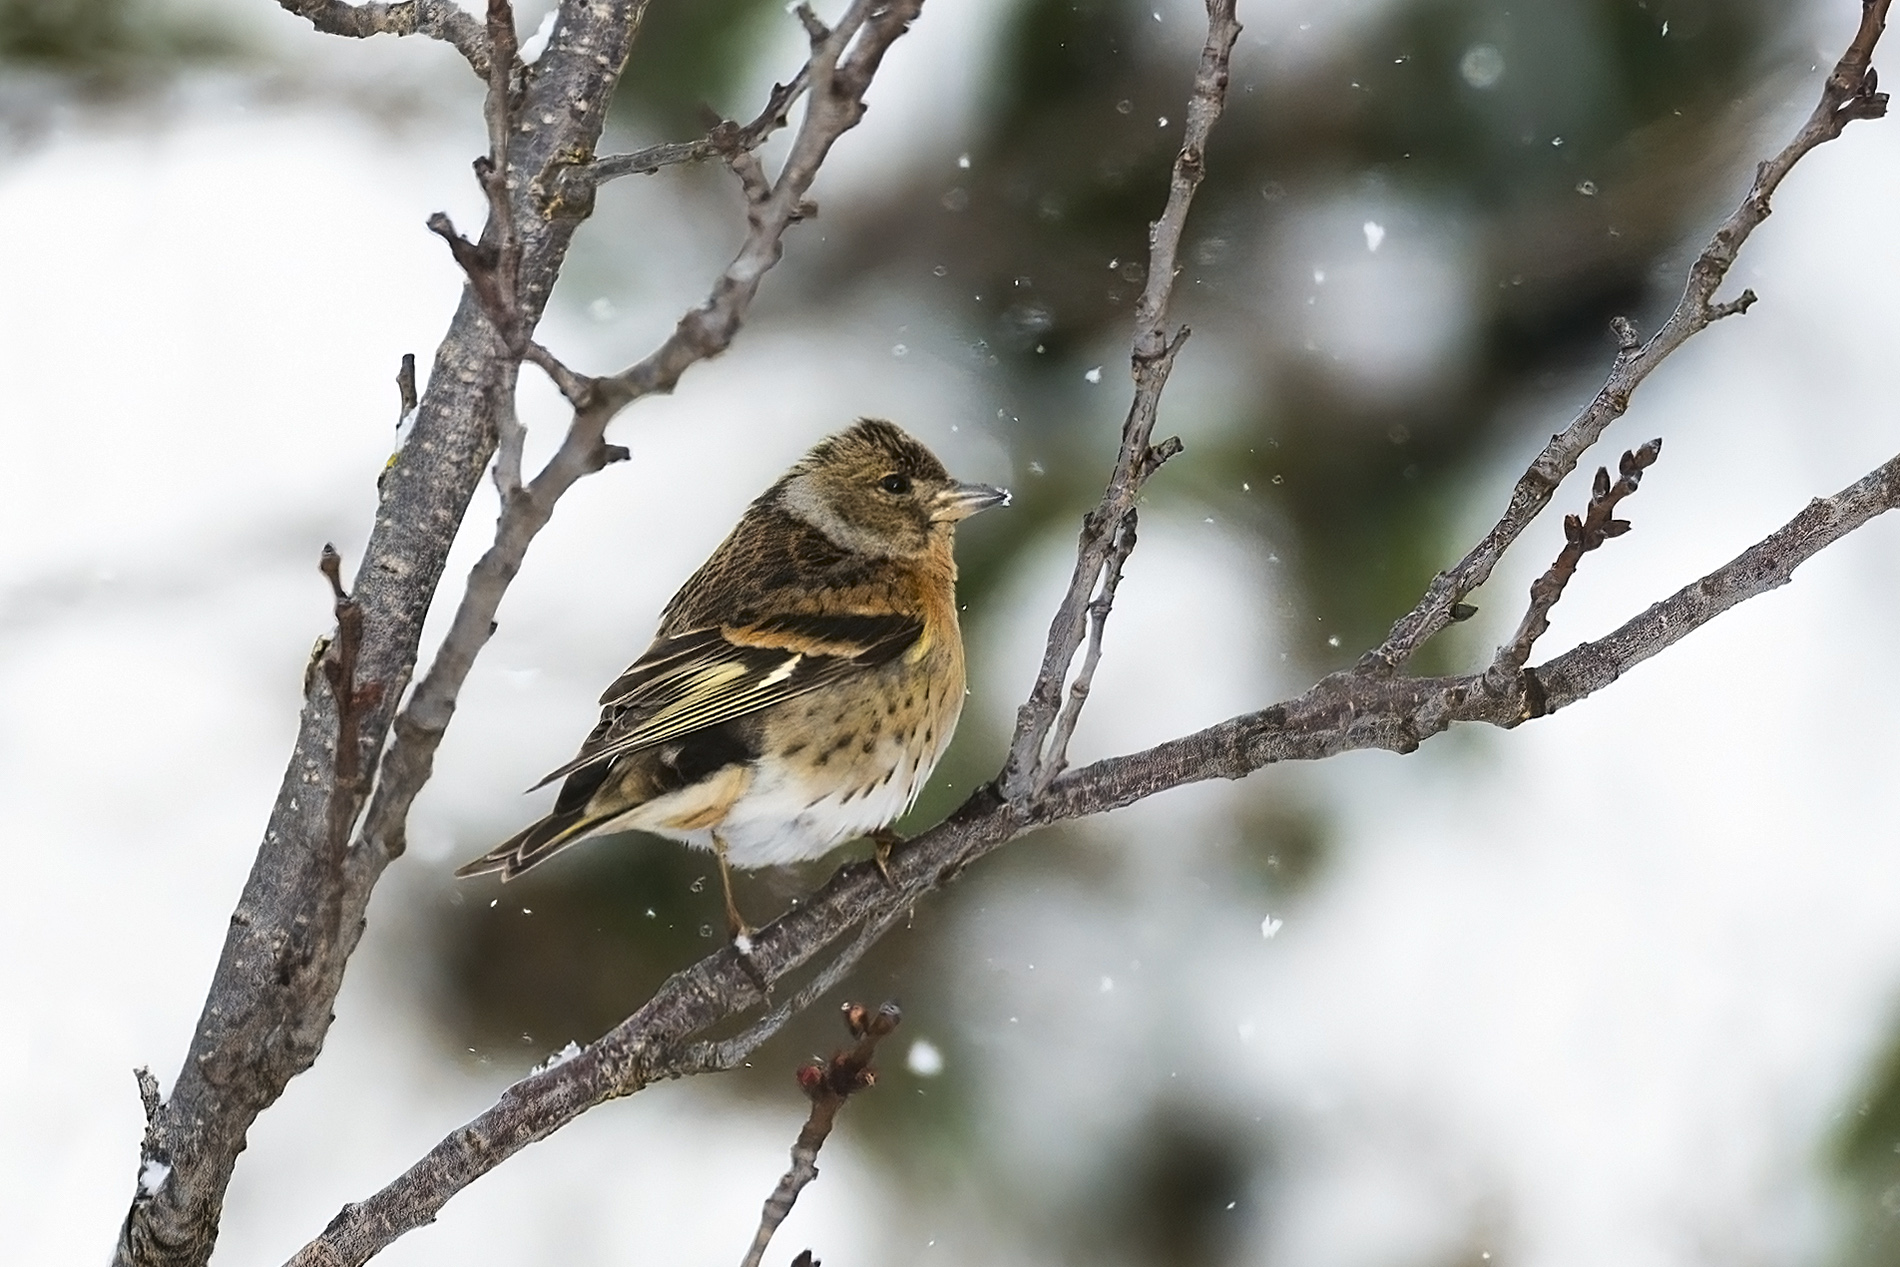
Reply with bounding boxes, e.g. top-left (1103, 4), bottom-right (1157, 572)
top-left (712, 637), bottom-right (965, 867)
